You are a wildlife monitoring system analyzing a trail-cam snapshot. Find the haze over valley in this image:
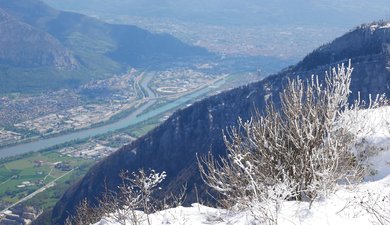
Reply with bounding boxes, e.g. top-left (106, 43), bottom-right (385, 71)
top-left (43, 0), bottom-right (390, 60)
